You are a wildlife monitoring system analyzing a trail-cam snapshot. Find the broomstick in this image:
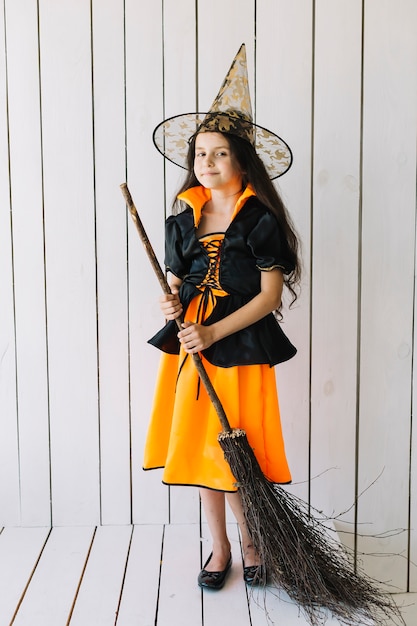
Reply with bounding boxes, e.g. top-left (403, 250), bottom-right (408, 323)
top-left (120, 183), bottom-right (404, 626)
